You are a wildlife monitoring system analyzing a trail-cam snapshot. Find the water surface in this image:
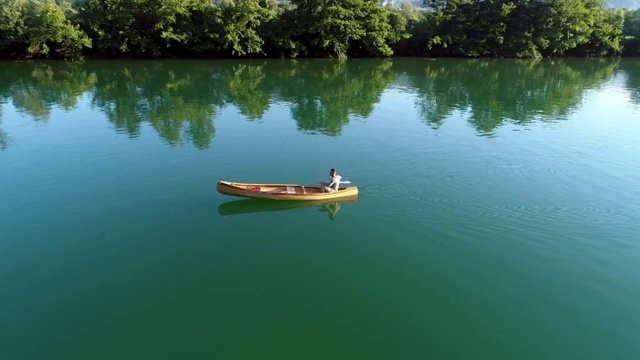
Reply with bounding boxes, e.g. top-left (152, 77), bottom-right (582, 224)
top-left (1, 58), bottom-right (639, 359)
